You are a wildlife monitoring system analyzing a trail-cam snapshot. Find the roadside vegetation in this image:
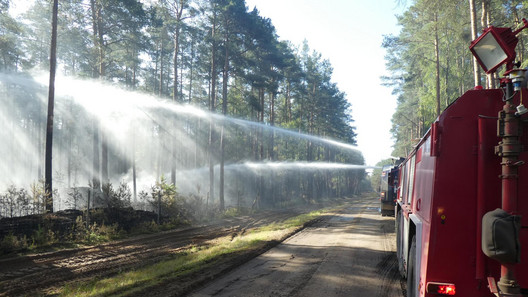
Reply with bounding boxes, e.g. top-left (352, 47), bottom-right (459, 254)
top-left (56, 208), bottom-right (330, 297)
top-left (1, 179), bottom-right (201, 256)
top-left (0, 177), bottom-right (352, 257)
